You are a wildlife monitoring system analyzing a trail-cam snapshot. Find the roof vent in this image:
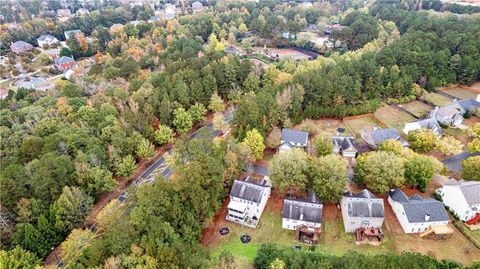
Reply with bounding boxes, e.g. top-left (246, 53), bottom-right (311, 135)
top-left (425, 213), bottom-right (431, 222)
